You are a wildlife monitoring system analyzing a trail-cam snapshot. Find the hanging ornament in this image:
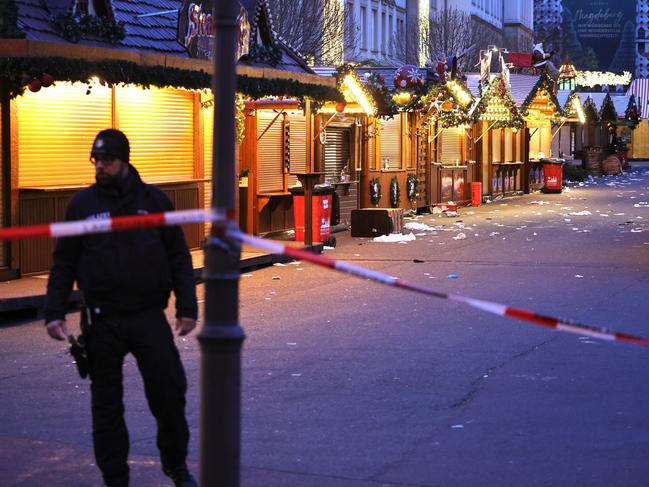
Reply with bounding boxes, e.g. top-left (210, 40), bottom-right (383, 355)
top-left (378, 74), bottom-right (385, 84)
top-left (394, 65), bottom-right (424, 89)
top-left (28, 79), bottom-right (42, 92)
top-left (335, 101), bottom-right (346, 113)
top-left (40, 73), bottom-right (54, 88)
